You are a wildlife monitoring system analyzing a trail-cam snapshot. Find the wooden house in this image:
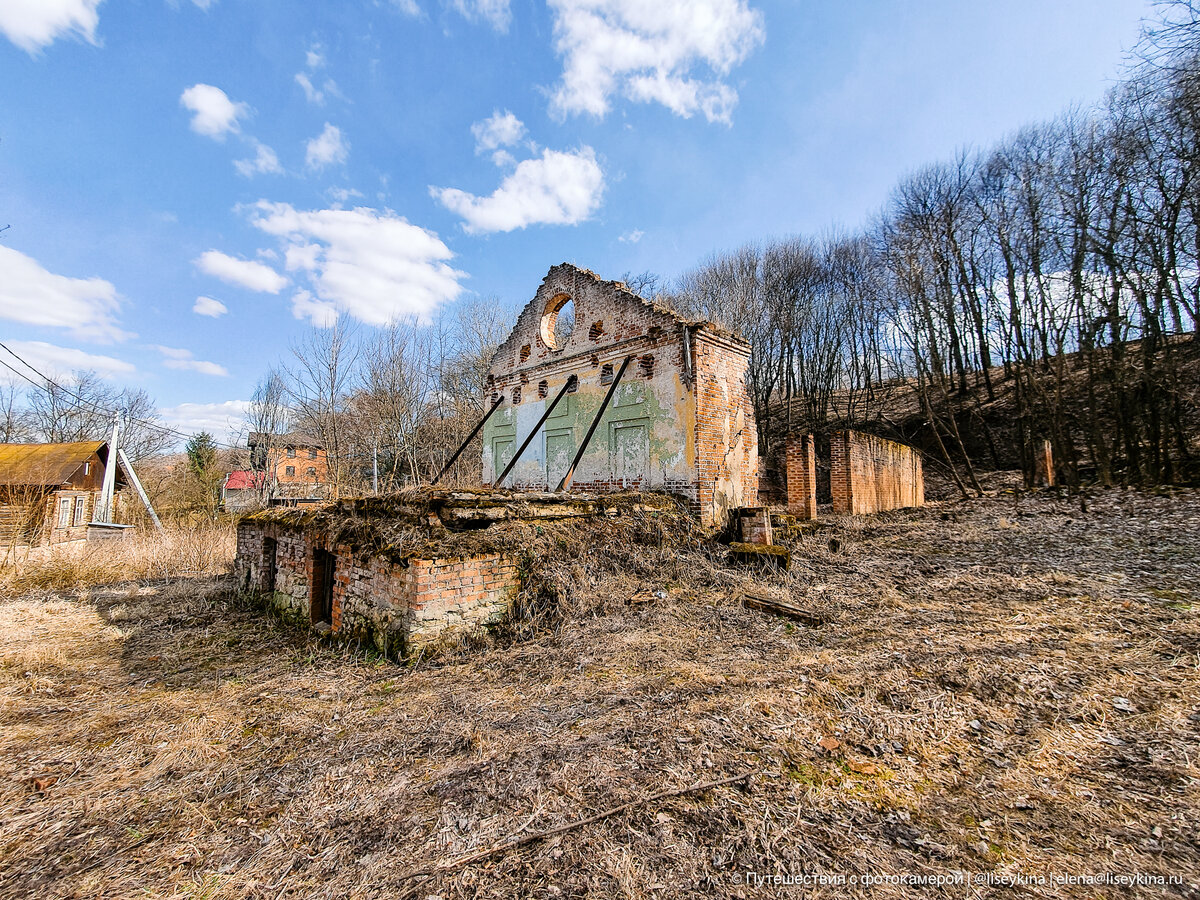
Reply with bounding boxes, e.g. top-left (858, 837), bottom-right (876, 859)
top-left (0, 441), bottom-right (127, 546)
